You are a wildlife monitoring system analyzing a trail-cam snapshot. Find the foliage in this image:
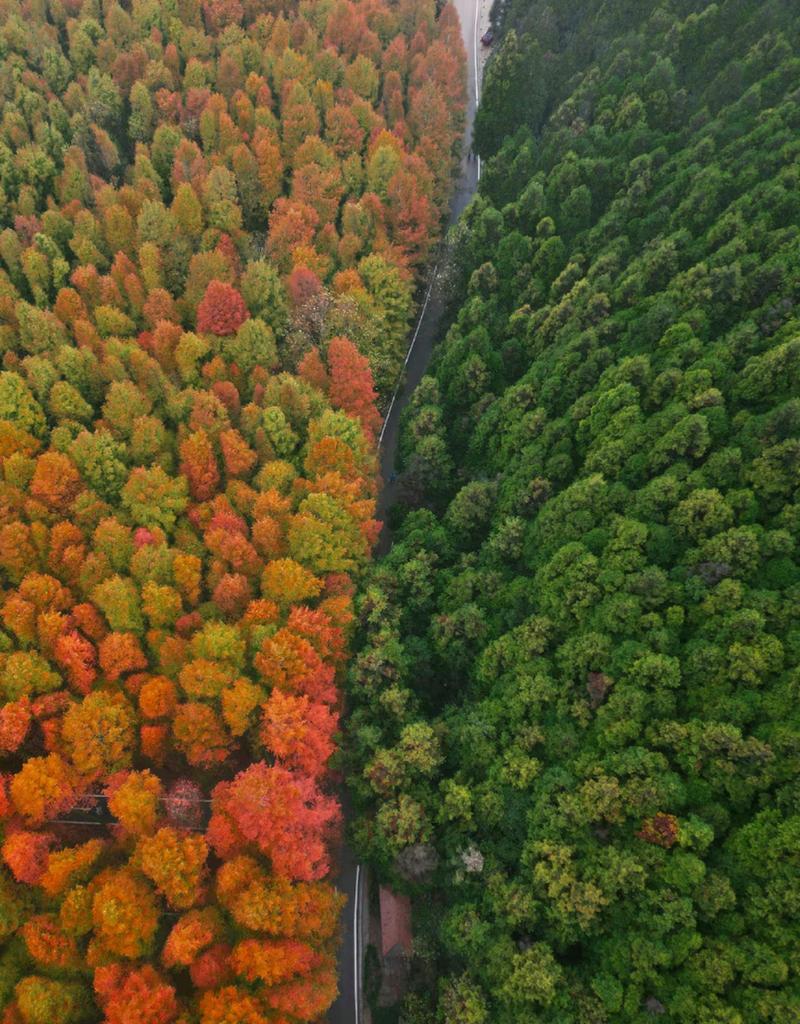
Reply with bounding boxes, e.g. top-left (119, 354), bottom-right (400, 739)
top-left (348, 2), bottom-right (800, 1021)
top-left (0, 0), bottom-right (466, 1015)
